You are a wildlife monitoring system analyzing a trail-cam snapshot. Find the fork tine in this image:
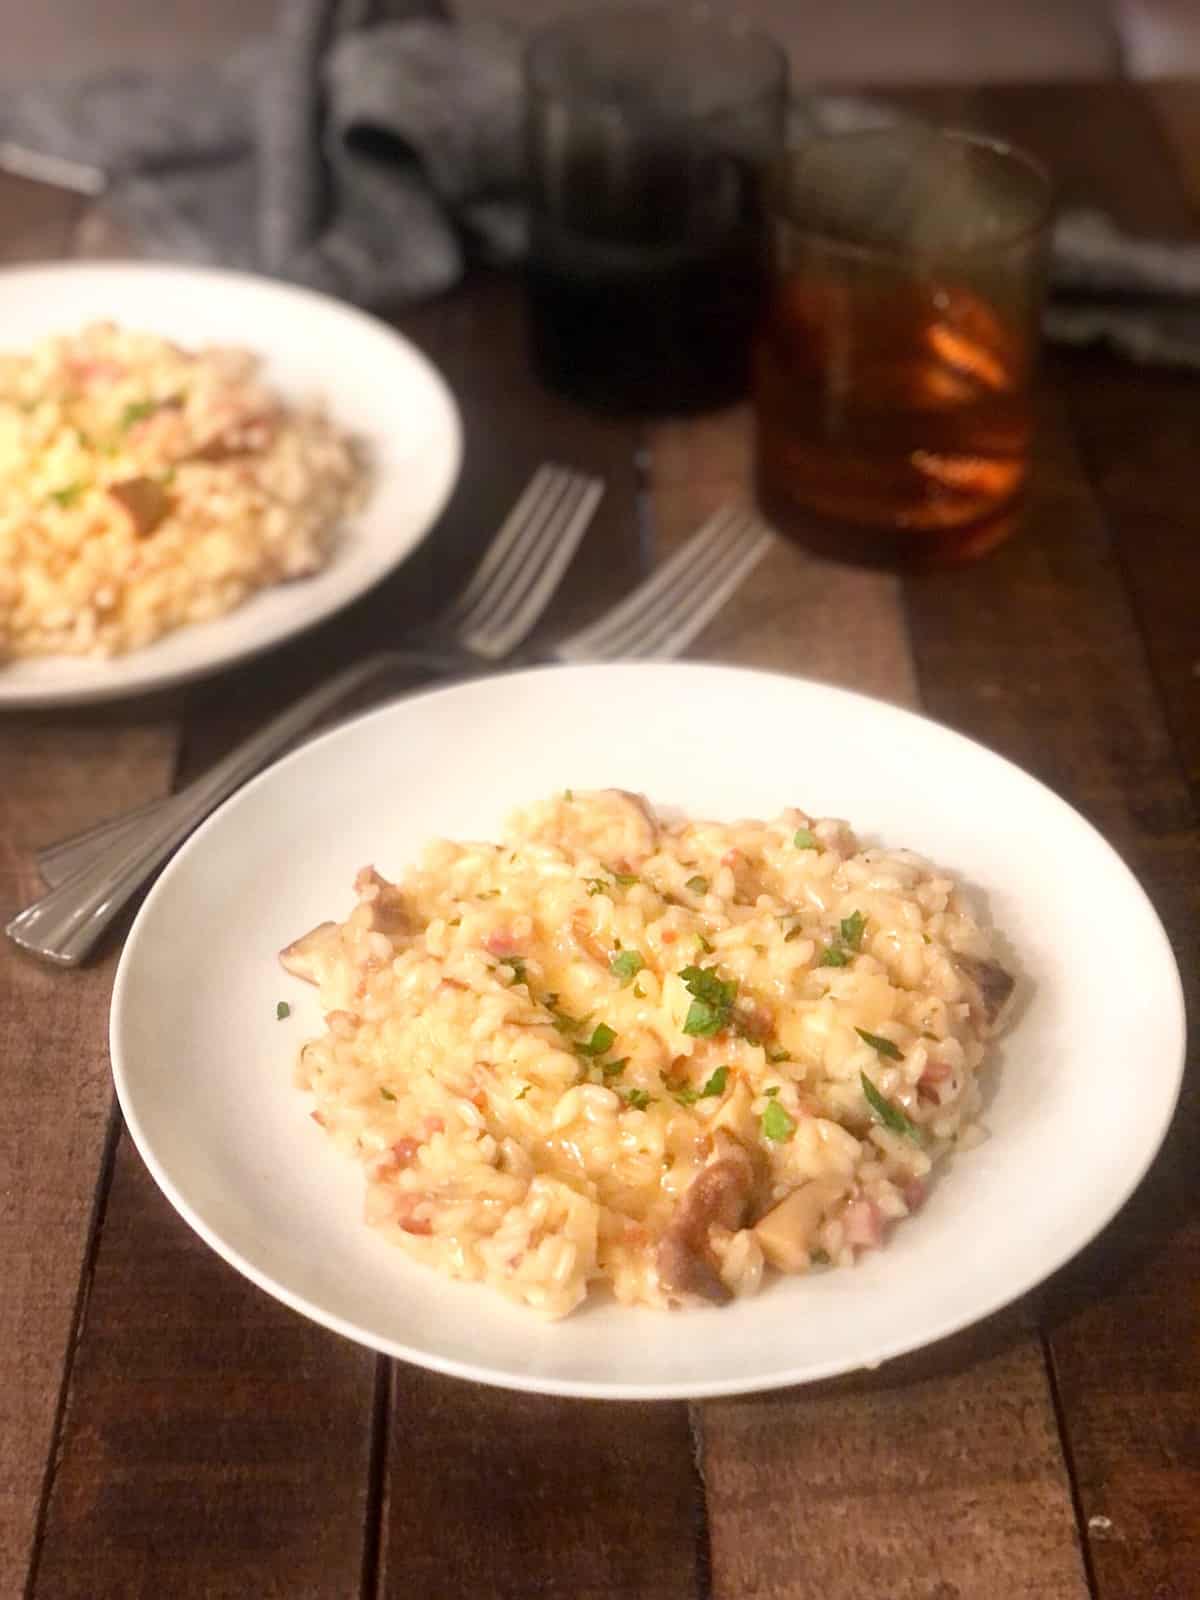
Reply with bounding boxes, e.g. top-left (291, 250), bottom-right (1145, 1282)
top-left (554, 506), bottom-right (769, 661)
top-left (621, 517), bottom-right (773, 659)
top-left (439, 464), bottom-right (565, 627)
top-left (464, 472), bottom-right (604, 658)
top-left (553, 505), bottom-right (744, 659)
